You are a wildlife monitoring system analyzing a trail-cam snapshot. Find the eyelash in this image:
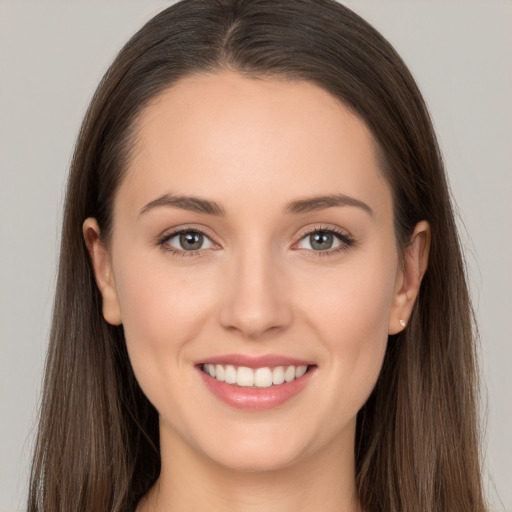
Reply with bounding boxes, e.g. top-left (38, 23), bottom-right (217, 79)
top-left (157, 226), bottom-right (213, 258)
top-left (156, 225), bottom-right (355, 258)
top-left (296, 225), bottom-right (355, 257)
